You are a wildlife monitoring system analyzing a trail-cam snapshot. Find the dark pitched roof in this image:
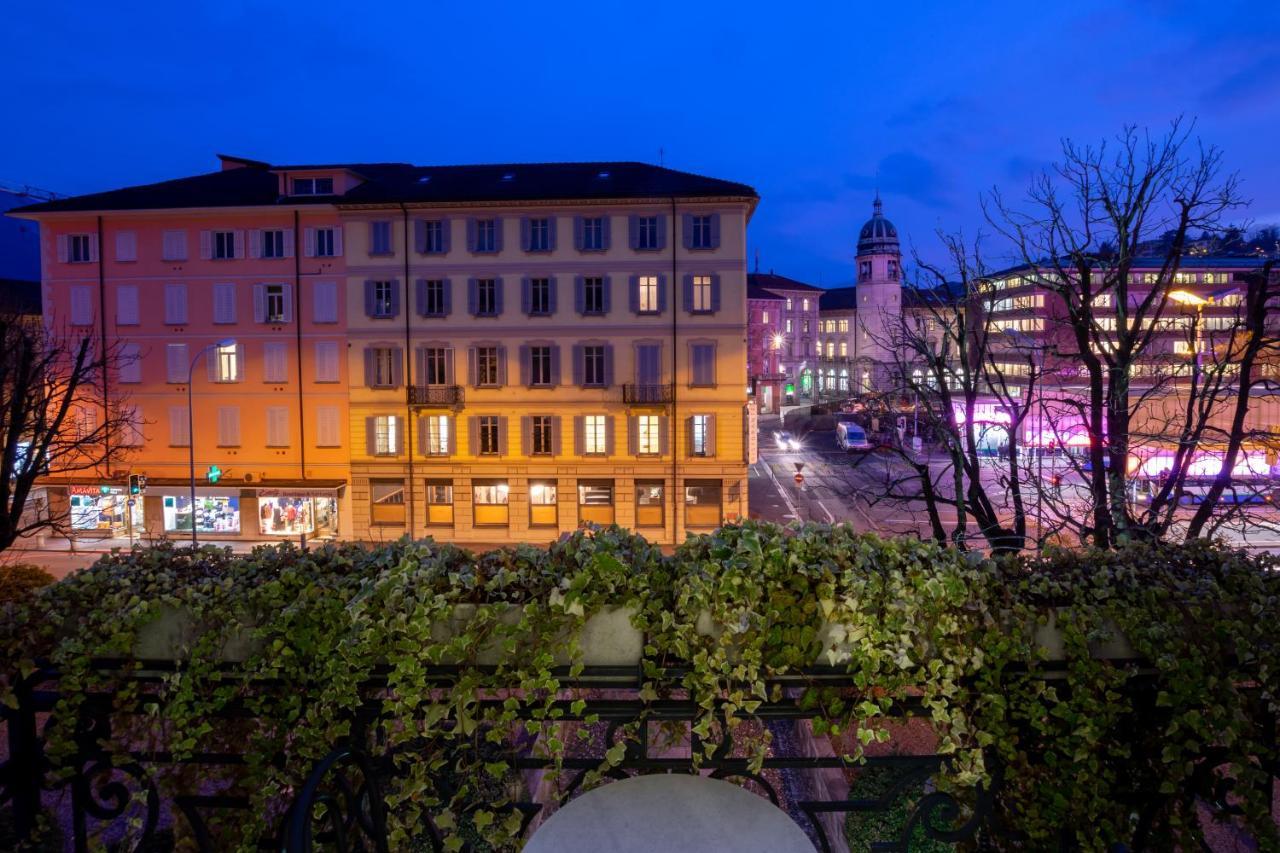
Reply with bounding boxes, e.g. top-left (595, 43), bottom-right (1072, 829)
top-left (748, 282), bottom-right (785, 301)
top-left (819, 286), bottom-right (857, 311)
top-left (13, 160), bottom-right (757, 215)
top-left (0, 278), bottom-right (41, 315)
top-left (747, 272), bottom-right (824, 295)
top-left (904, 282), bottom-right (965, 308)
